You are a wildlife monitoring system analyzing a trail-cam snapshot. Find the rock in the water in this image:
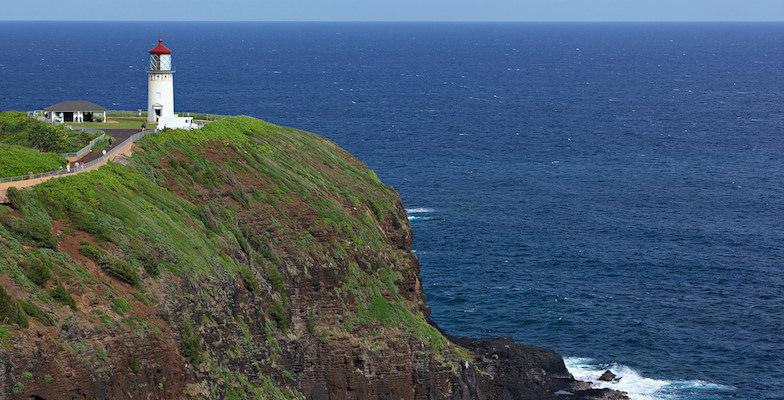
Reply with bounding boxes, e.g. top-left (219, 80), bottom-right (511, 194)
top-left (598, 370), bottom-right (616, 381)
